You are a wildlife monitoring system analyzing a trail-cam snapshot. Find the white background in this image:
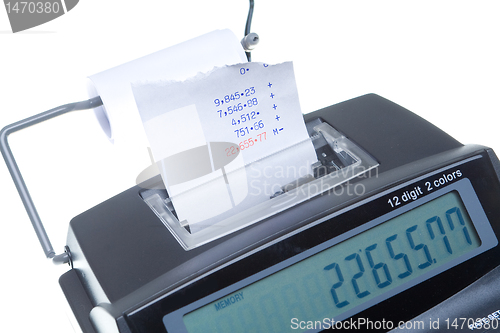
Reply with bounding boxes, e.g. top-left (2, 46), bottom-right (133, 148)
top-left (1, 1), bottom-right (499, 332)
